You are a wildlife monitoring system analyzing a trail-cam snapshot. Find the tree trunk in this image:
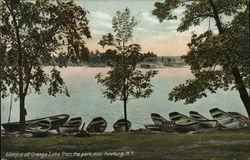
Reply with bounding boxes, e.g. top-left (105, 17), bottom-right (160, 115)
top-left (0, 66), bottom-right (3, 112)
top-left (0, 87), bottom-right (1, 110)
top-left (19, 93), bottom-right (26, 133)
top-left (123, 98), bottom-right (129, 132)
top-left (0, 74), bottom-right (2, 110)
top-left (208, 0), bottom-right (223, 33)
top-left (19, 63), bottom-right (25, 133)
top-left (6, 2), bottom-right (27, 132)
top-left (232, 67), bottom-right (250, 117)
top-left (208, 0), bottom-right (250, 118)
